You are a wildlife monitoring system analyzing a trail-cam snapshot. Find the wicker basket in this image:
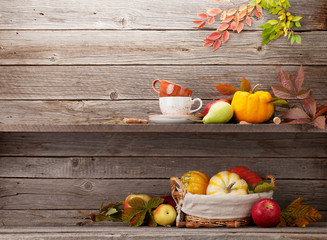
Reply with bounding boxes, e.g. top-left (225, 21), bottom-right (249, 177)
top-left (170, 175), bottom-right (276, 228)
